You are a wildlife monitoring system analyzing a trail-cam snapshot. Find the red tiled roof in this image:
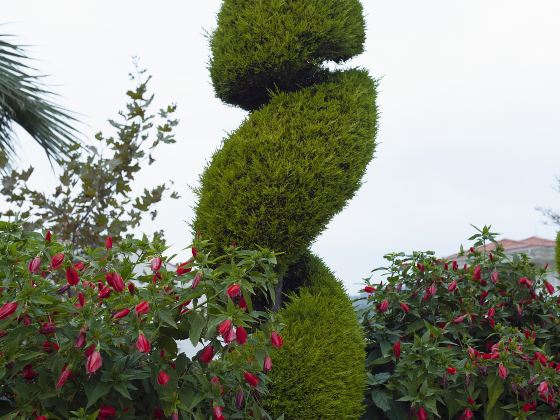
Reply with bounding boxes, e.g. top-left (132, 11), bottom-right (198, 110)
top-left (447, 236), bottom-right (555, 259)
